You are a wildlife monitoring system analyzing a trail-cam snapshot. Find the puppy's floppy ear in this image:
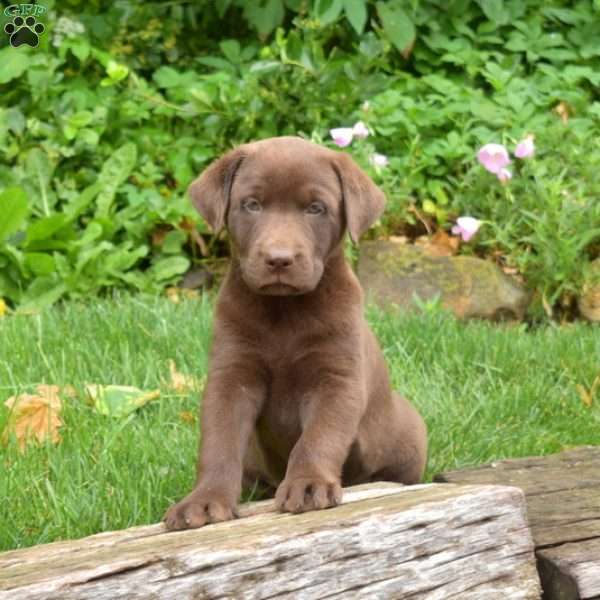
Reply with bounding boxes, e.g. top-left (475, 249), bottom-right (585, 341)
top-left (188, 148), bottom-right (246, 233)
top-left (332, 152), bottom-right (386, 244)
